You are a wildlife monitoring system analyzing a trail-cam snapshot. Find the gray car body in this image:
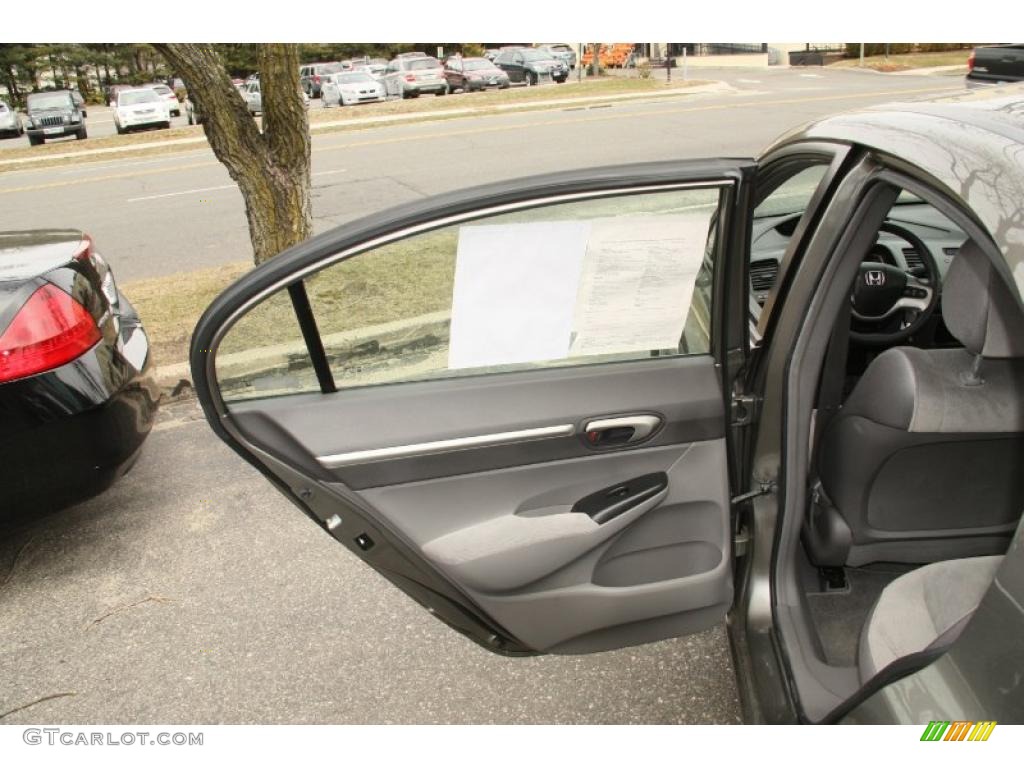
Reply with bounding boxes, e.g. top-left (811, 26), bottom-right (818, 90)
top-left (188, 85), bottom-right (1024, 724)
top-left (731, 85), bottom-right (1024, 724)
